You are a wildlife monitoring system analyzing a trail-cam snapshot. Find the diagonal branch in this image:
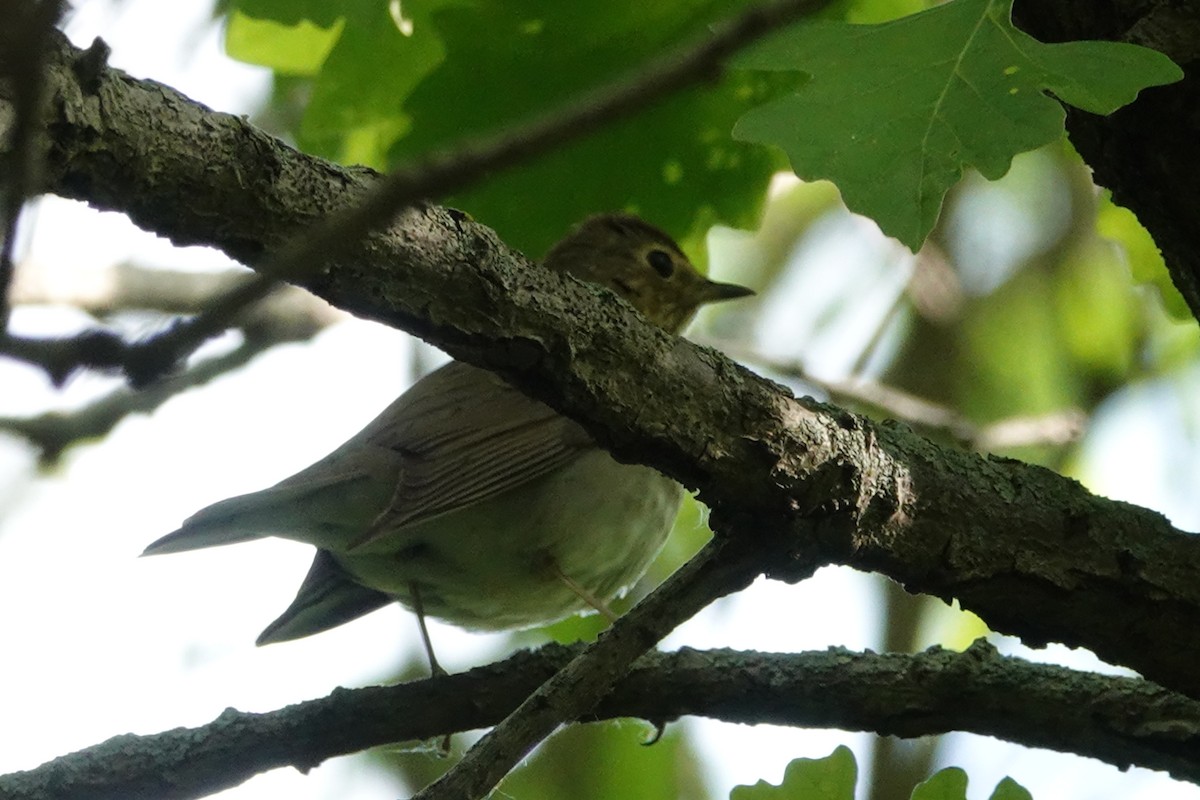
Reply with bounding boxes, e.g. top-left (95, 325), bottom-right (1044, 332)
top-left (4, 640), bottom-right (1198, 800)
